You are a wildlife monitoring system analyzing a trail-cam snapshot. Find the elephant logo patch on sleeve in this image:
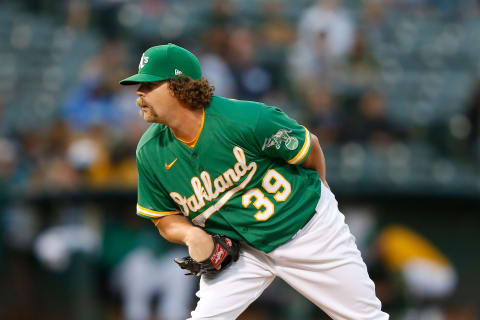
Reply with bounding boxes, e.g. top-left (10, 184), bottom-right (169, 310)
top-left (262, 129), bottom-right (299, 151)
